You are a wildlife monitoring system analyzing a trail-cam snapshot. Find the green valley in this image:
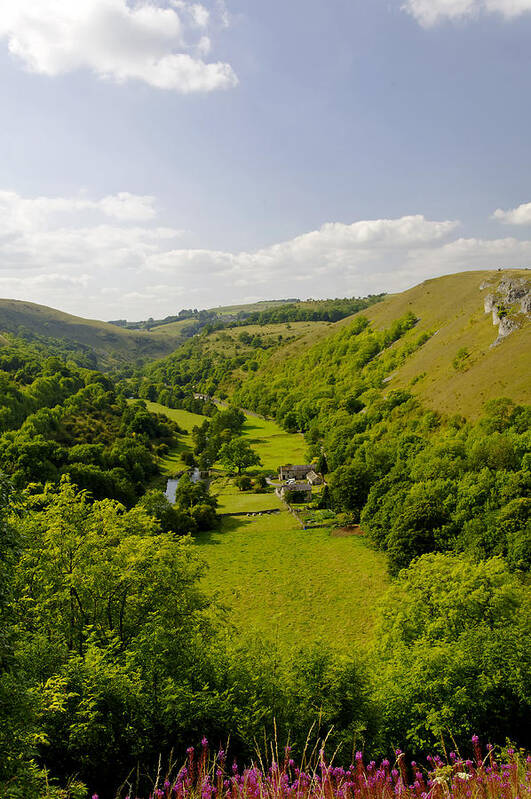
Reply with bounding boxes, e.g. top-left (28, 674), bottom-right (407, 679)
top-left (0, 270), bottom-right (529, 799)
